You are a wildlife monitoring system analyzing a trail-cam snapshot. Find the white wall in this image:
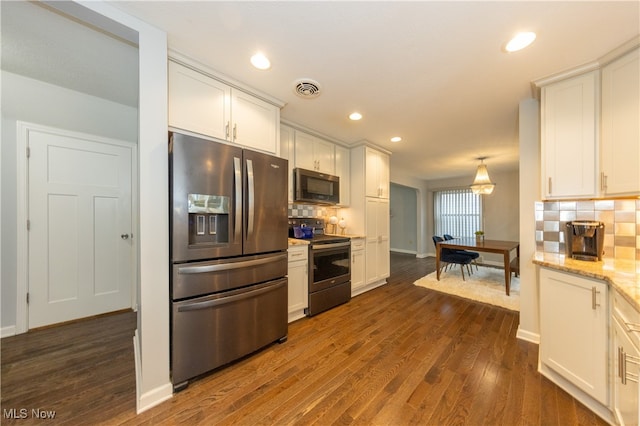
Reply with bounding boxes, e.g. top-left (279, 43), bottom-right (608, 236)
top-left (517, 98), bottom-right (540, 343)
top-left (390, 183), bottom-right (418, 254)
top-left (389, 169), bottom-right (430, 257)
top-left (2, 1), bottom-right (172, 413)
top-left (1, 71), bottom-right (138, 333)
